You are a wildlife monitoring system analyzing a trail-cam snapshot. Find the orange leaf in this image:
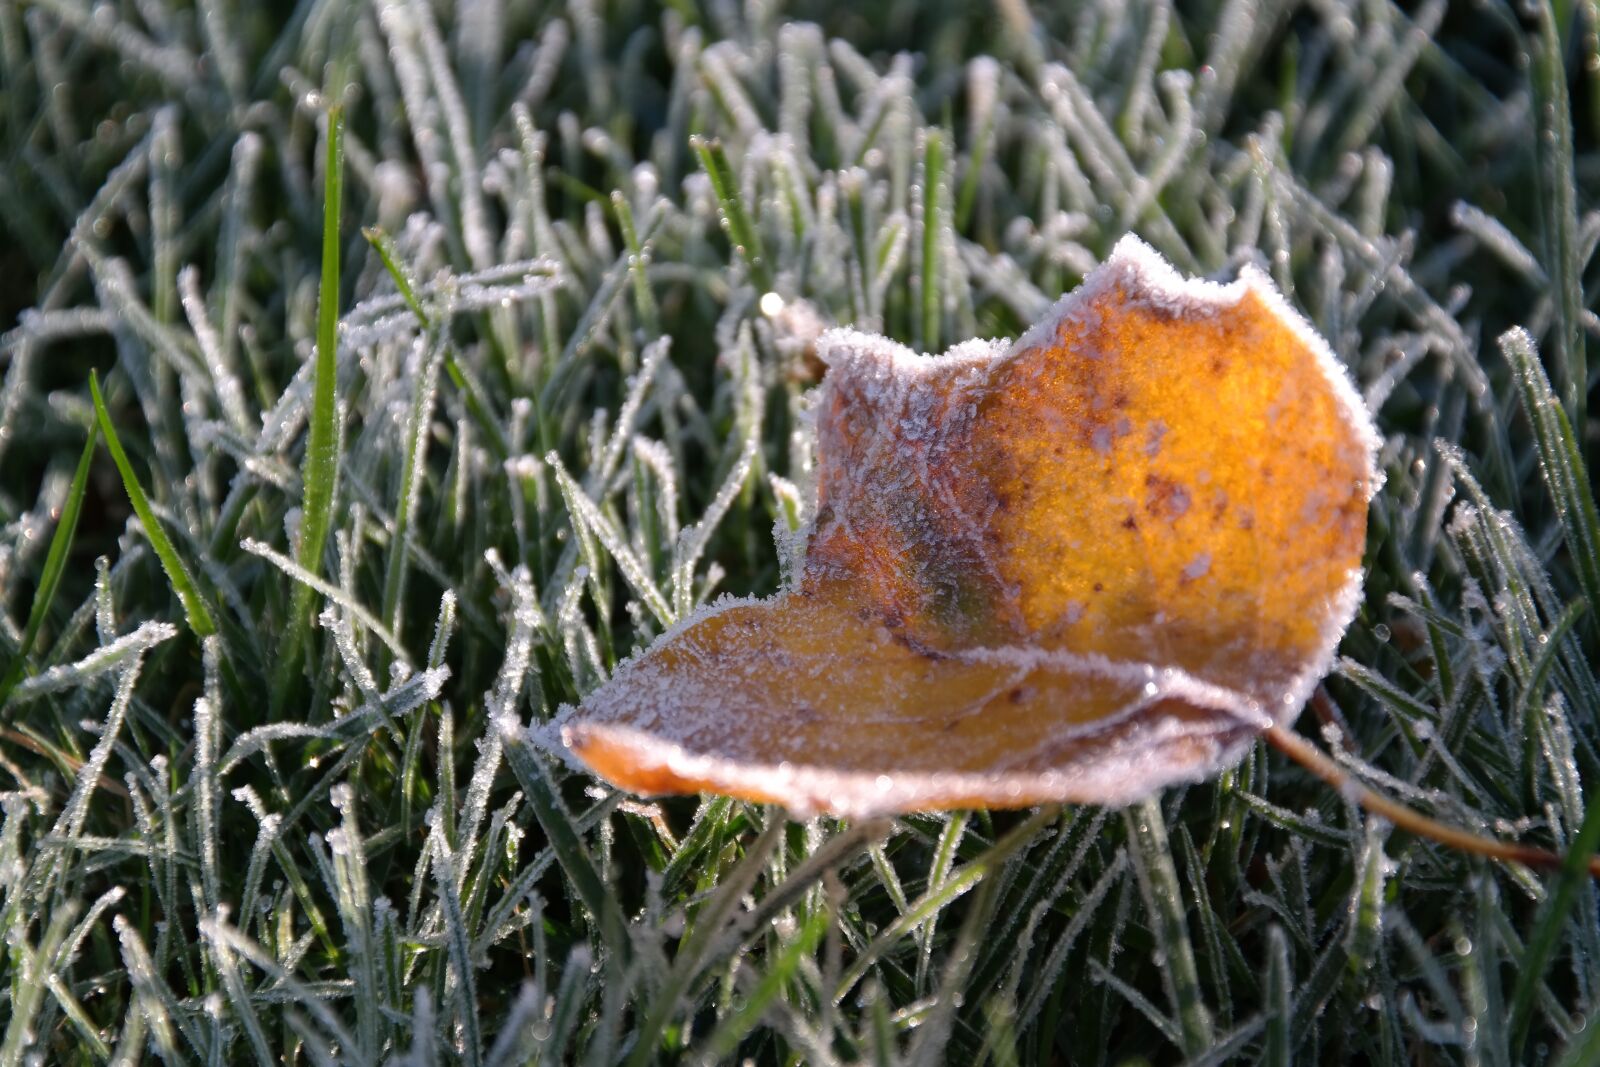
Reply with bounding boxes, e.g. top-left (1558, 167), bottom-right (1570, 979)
top-left (558, 237), bottom-right (1380, 816)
